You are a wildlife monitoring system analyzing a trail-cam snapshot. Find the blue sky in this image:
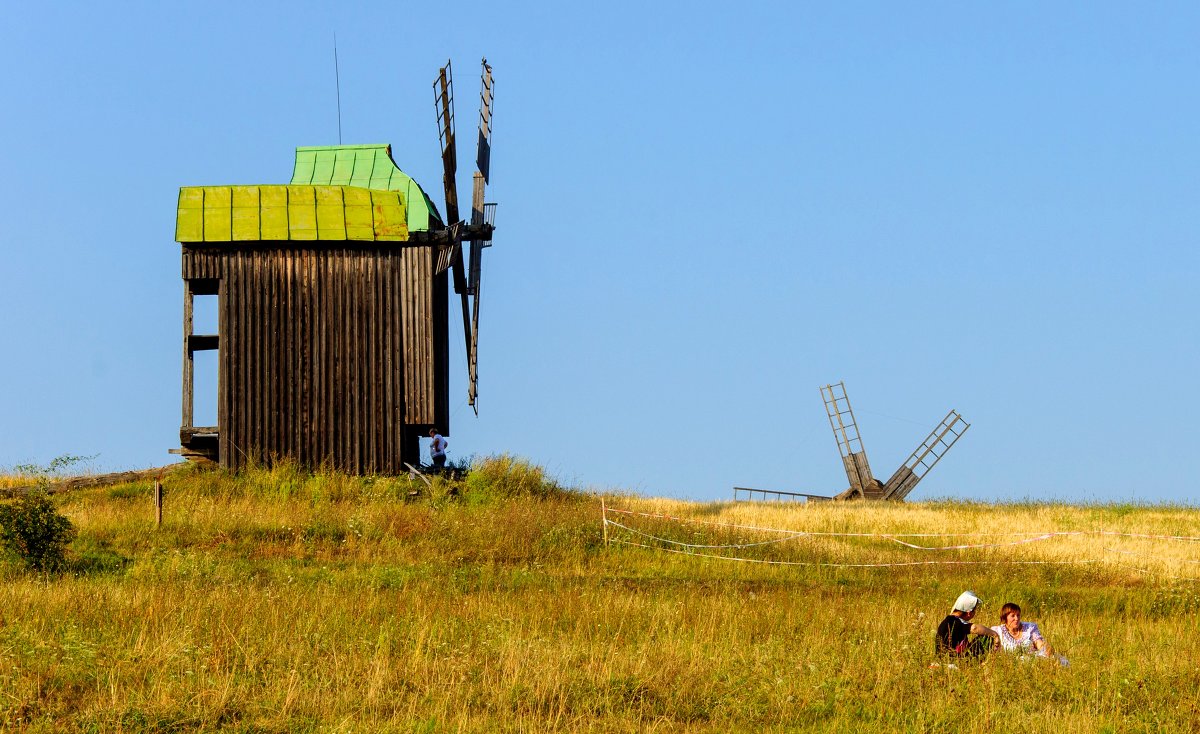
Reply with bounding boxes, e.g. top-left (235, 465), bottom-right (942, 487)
top-left (1, 2), bottom-right (1197, 504)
